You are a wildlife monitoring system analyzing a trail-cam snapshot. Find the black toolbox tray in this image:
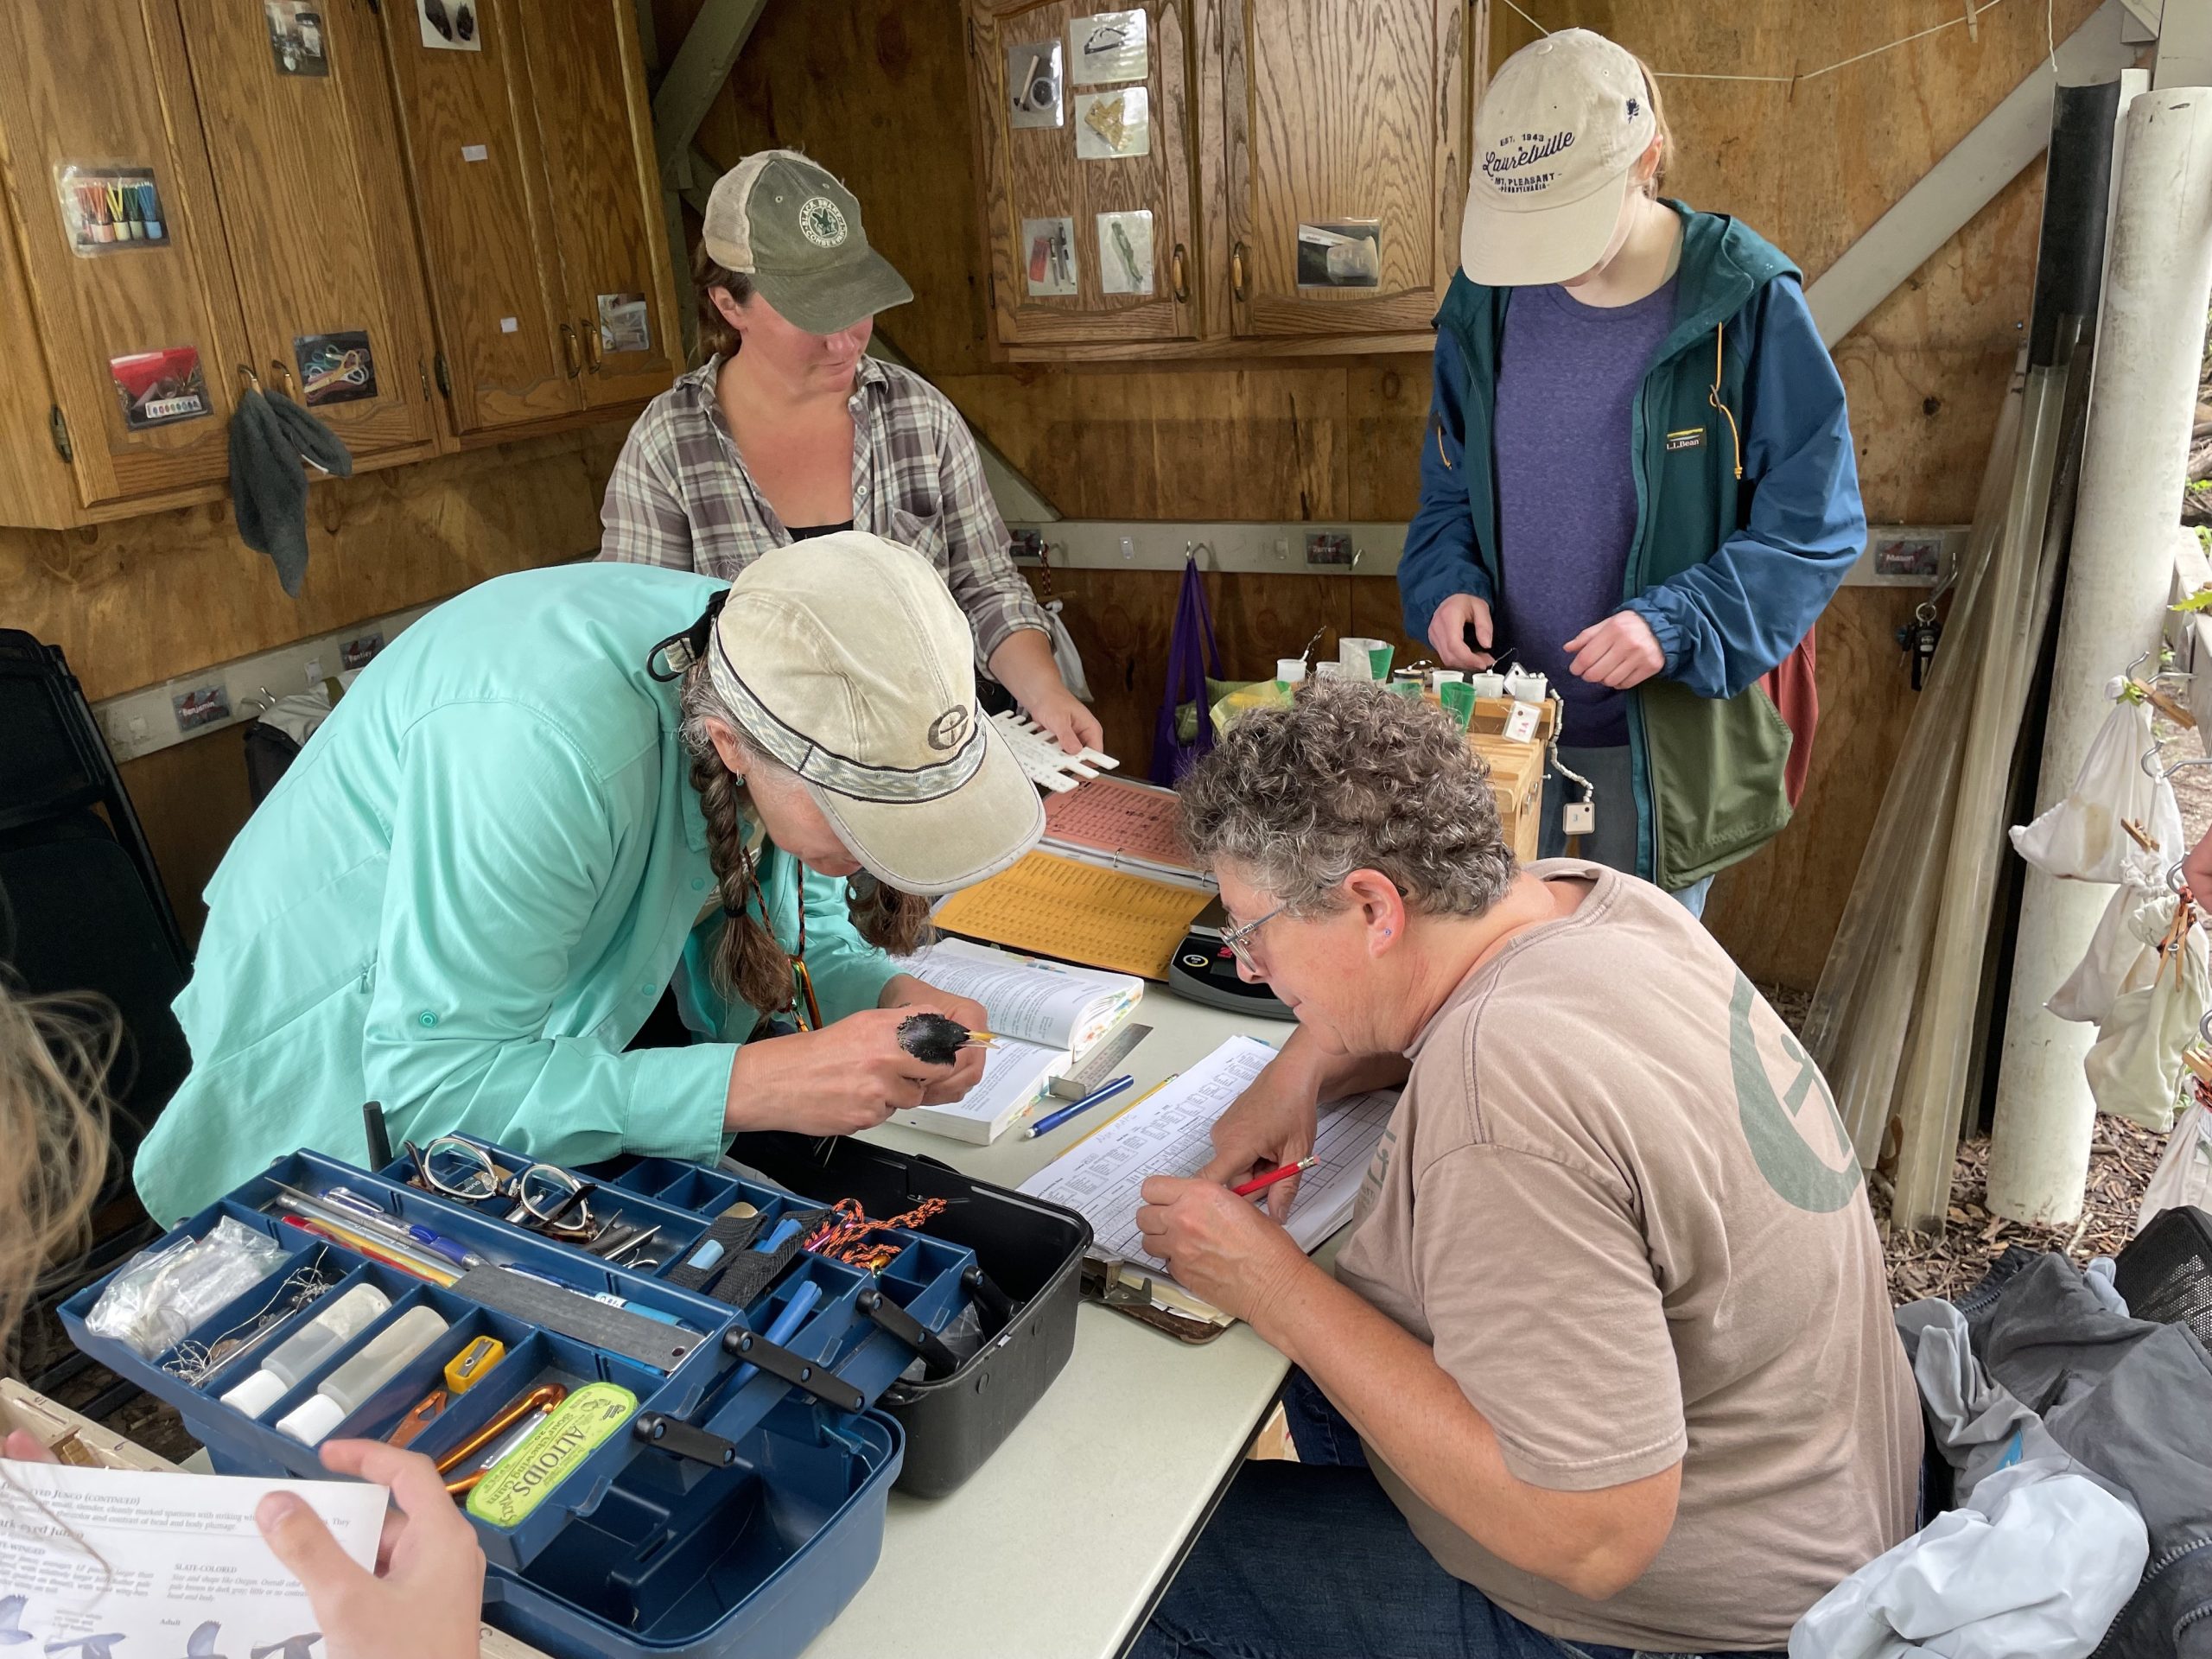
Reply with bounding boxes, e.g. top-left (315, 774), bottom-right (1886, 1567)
top-left (605, 1132), bottom-right (1092, 1497)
